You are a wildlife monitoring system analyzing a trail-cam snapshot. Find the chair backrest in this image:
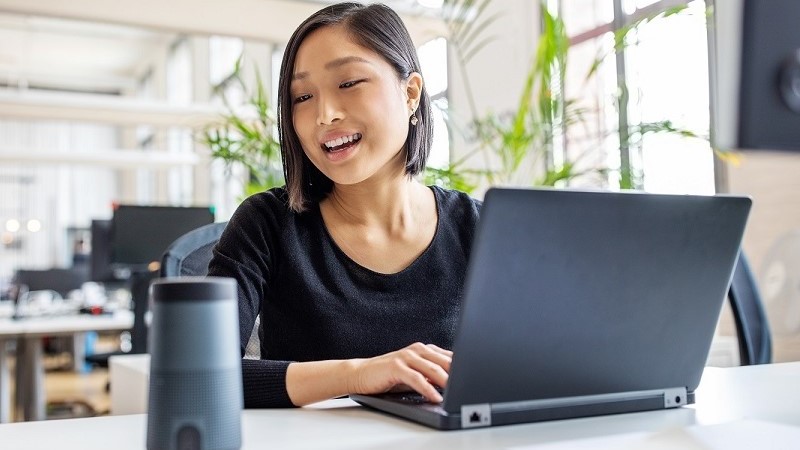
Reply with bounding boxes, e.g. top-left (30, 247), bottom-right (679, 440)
top-left (728, 253), bottom-right (772, 365)
top-left (160, 221), bottom-right (261, 359)
top-left (160, 221), bottom-right (229, 277)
